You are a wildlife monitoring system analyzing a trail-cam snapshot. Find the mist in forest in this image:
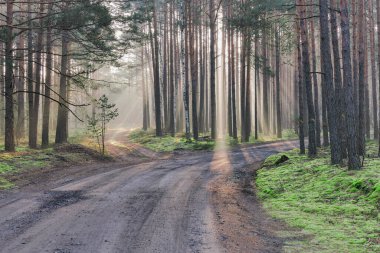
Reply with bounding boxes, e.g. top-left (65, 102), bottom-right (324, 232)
top-left (0, 0), bottom-right (379, 171)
